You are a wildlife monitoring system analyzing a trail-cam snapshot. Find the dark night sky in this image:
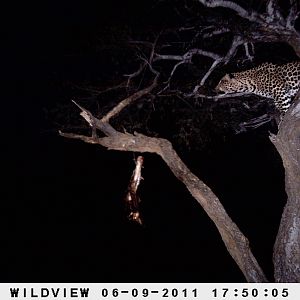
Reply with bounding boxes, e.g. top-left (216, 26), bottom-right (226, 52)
top-left (9, 1), bottom-right (289, 283)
